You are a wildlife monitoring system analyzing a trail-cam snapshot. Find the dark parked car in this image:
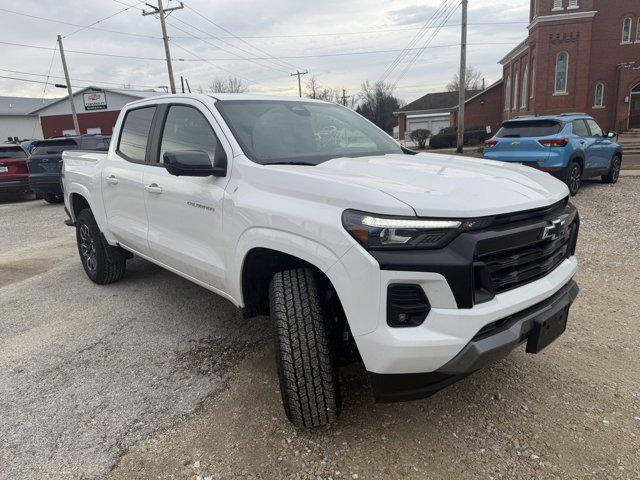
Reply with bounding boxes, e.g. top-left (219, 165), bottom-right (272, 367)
top-left (28, 135), bottom-right (110, 203)
top-left (0, 144), bottom-right (30, 196)
top-left (429, 125), bottom-right (489, 149)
